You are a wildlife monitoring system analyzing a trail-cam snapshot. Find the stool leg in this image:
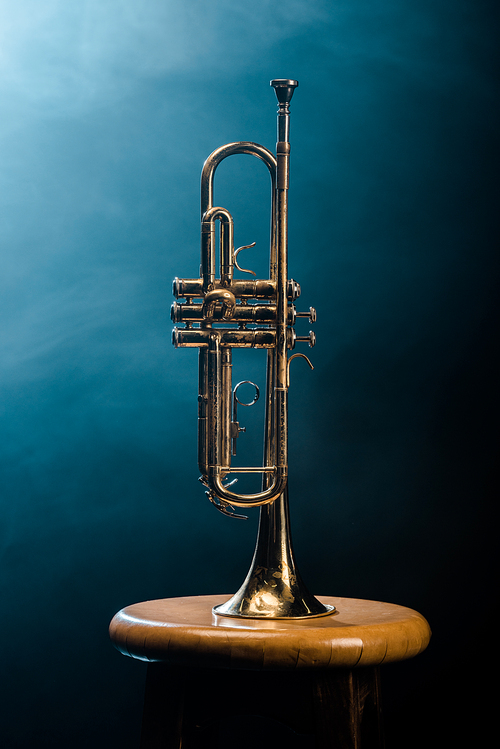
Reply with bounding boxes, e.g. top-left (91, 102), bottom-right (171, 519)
top-left (312, 667), bottom-right (385, 749)
top-left (140, 664), bottom-right (219, 749)
top-left (140, 664), bottom-right (185, 749)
